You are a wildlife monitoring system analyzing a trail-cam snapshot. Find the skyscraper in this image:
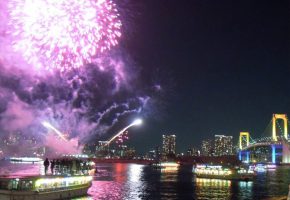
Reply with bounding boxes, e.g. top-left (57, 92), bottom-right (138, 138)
top-left (201, 139), bottom-right (213, 156)
top-left (162, 135), bottom-right (176, 156)
top-left (187, 147), bottom-right (199, 156)
top-left (214, 135), bottom-right (233, 156)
